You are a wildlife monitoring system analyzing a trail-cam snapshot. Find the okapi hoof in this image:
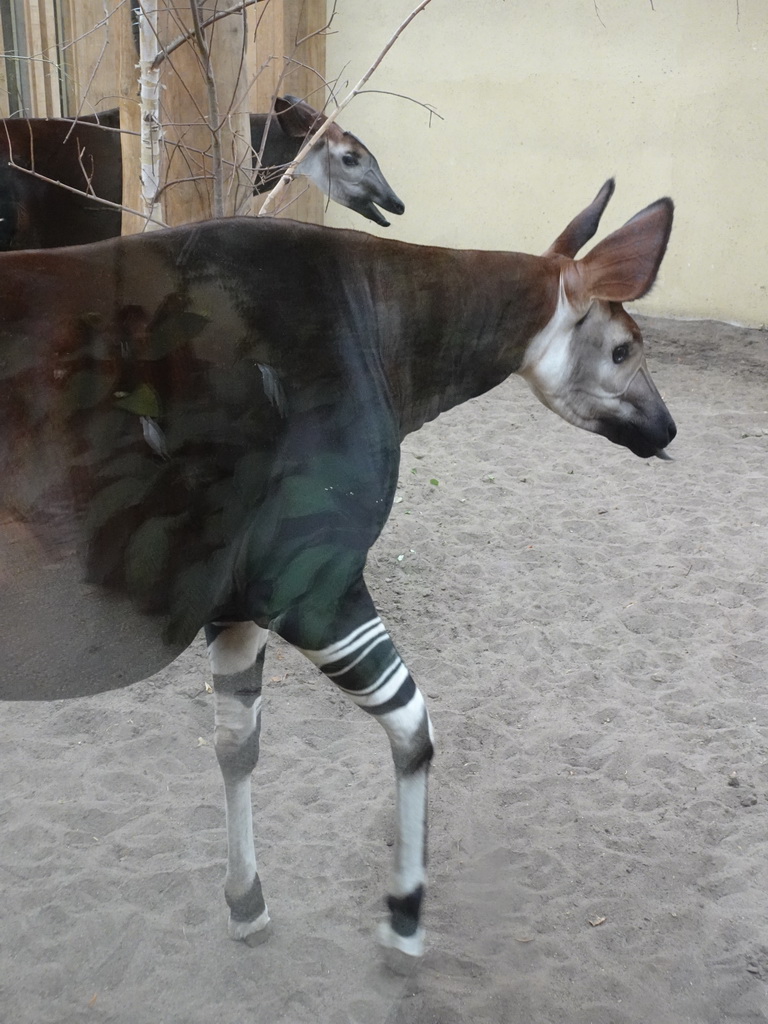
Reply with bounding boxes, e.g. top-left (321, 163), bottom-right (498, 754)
top-left (377, 920), bottom-right (425, 973)
top-left (228, 907), bottom-right (271, 946)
